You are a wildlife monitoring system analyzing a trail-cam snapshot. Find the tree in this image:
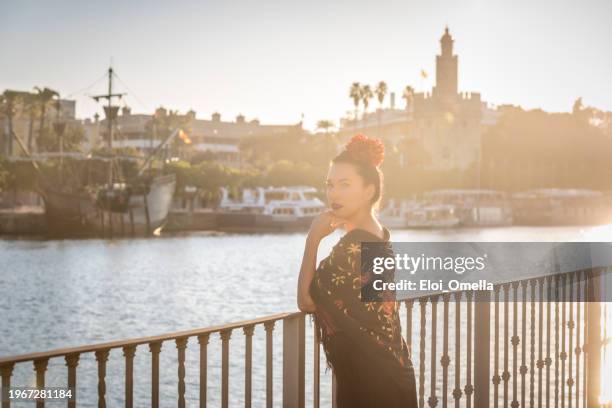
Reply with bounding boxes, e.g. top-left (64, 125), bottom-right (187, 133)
top-left (572, 97), bottom-right (583, 115)
top-left (375, 81), bottom-right (387, 108)
top-left (360, 84), bottom-right (373, 120)
top-left (402, 85), bottom-right (415, 111)
top-left (22, 93), bottom-right (40, 152)
top-left (37, 122), bottom-right (85, 152)
top-left (0, 156), bottom-right (9, 190)
top-left (374, 81), bottom-right (388, 138)
top-left (316, 120), bottom-right (335, 135)
top-left (33, 87), bottom-right (59, 152)
top-left (349, 82), bottom-right (361, 123)
top-left (0, 90), bottom-right (20, 156)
